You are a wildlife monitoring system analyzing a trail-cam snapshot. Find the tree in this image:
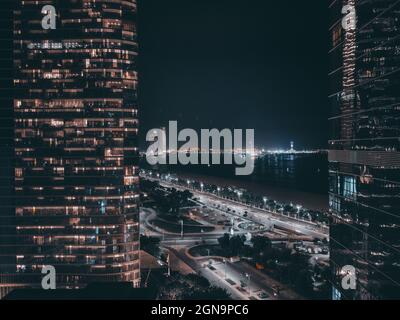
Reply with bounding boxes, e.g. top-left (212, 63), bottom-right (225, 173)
top-left (218, 234), bottom-right (230, 251)
top-left (156, 272), bottom-right (231, 300)
top-left (181, 190), bottom-right (193, 202)
top-left (218, 234), bottom-right (246, 256)
top-left (252, 236), bottom-right (272, 253)
top-left (184, 274), bottom-right (210, 288)
top-left (229, 235), bottom-right (246, 256)
top-left (155, 189), bottom-right (194, 218)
